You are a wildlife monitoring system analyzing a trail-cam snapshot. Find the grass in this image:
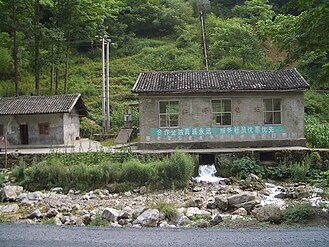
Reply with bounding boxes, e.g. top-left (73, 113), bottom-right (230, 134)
top-left (11, 151), bottom-right (195, 192)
